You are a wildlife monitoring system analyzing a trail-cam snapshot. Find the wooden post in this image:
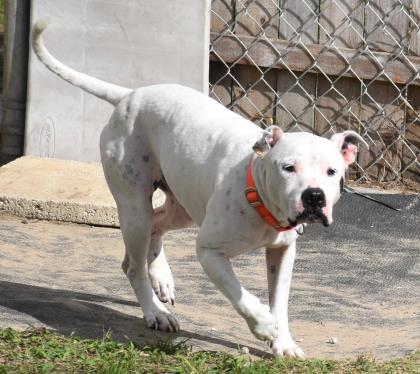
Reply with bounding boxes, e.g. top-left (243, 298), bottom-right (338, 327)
top-left (316, 0), bottom-right (364, 179)
top-left (210, 0), bottom-right (235, 106)
top-left (405, 0), bottom-right (420, 185)
top-left (276, 0), bottom-right (318, 133)
top-left (0, 0), bottom-right (30, 165)
top-left (232, 0), bottom-right (278, 128)
top-left (360, 0), bottom-right (410, 182)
